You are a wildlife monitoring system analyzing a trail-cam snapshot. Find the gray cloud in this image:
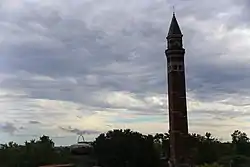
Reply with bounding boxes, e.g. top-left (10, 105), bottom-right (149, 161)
top-left (0, 122), bottom-right (19, 134)
top-left (29, 120), bottom-right (41, 124)
top-left (0, 0), bottom-right (249, 144)
top-left (59, 126), bottom-right (100, 135)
